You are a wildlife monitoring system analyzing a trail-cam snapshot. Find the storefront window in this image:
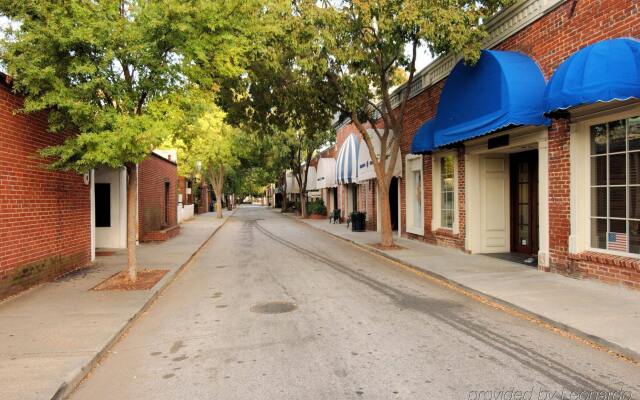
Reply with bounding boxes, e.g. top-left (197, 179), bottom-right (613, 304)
top-left (590, 116), bottom-right (640, 253)
top-left (441, 156), bottom-right (455, 229)
top-left (413, 170), bottom-right (422, 228)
